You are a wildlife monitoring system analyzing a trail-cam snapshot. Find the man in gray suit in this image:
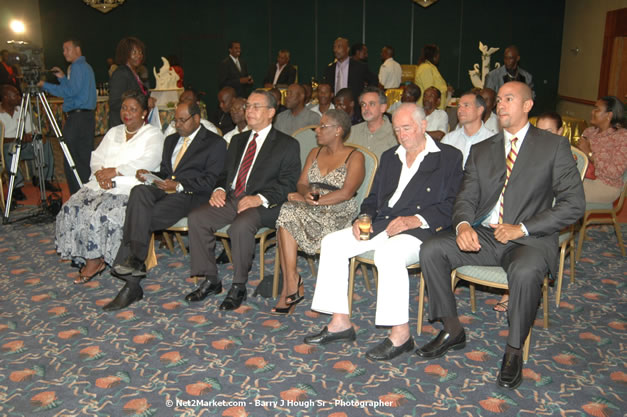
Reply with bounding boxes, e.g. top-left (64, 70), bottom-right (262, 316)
top-left (416, 82), bottom-right (585, 389)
